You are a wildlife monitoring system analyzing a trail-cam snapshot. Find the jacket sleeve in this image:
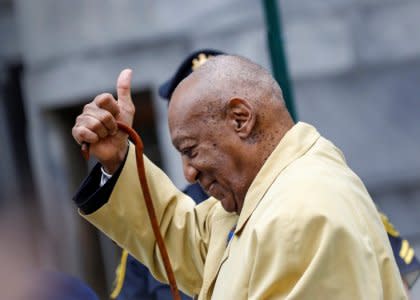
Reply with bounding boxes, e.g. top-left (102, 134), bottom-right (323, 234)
top-left (73, 156), bottom-right (126, 214)
top-left (79, 143), bottom-right (215, 296)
